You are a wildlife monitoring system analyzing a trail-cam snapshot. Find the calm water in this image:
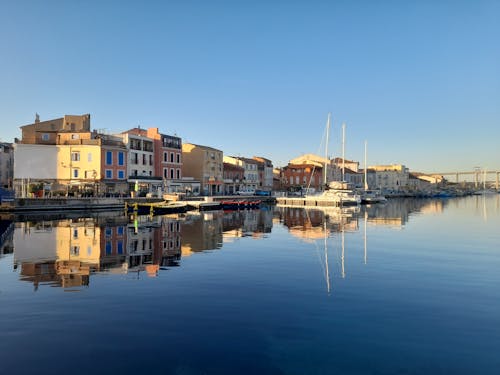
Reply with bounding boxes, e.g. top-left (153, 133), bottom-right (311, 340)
top-left (1, 195), bottom-right (499, 374)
